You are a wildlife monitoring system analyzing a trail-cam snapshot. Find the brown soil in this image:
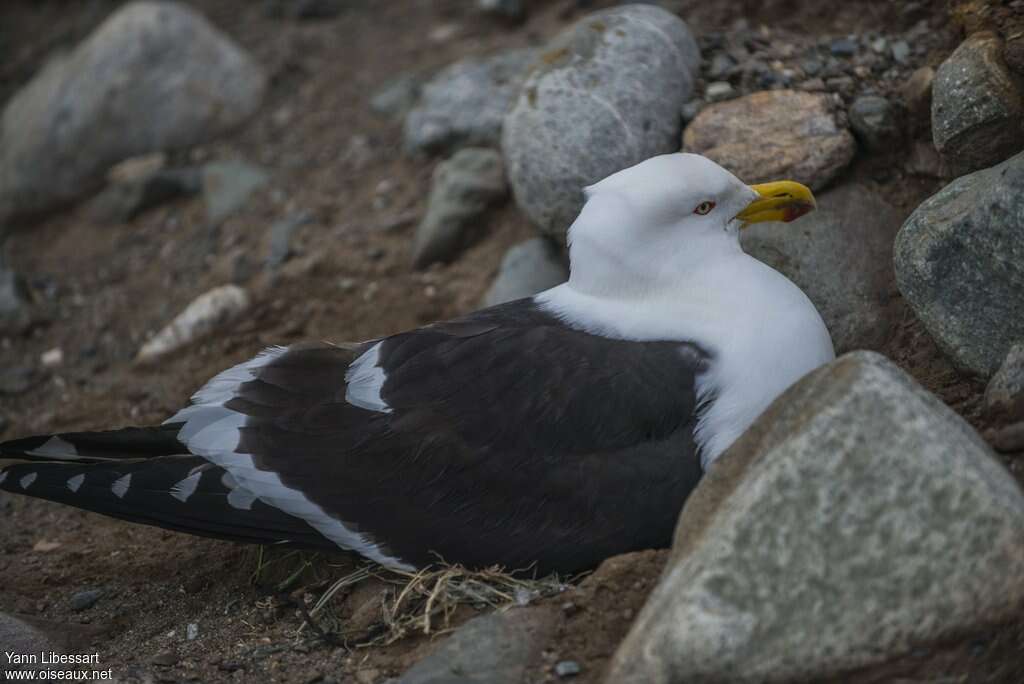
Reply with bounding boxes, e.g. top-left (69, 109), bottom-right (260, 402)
top-left (2, 1), bottom-right (1023, 683)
